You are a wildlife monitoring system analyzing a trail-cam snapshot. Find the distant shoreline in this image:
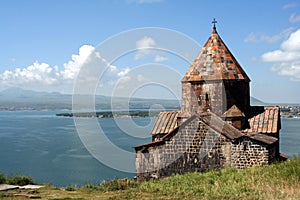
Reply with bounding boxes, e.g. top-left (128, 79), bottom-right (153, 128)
top-left (56, 110), bottom-right (164, 118)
